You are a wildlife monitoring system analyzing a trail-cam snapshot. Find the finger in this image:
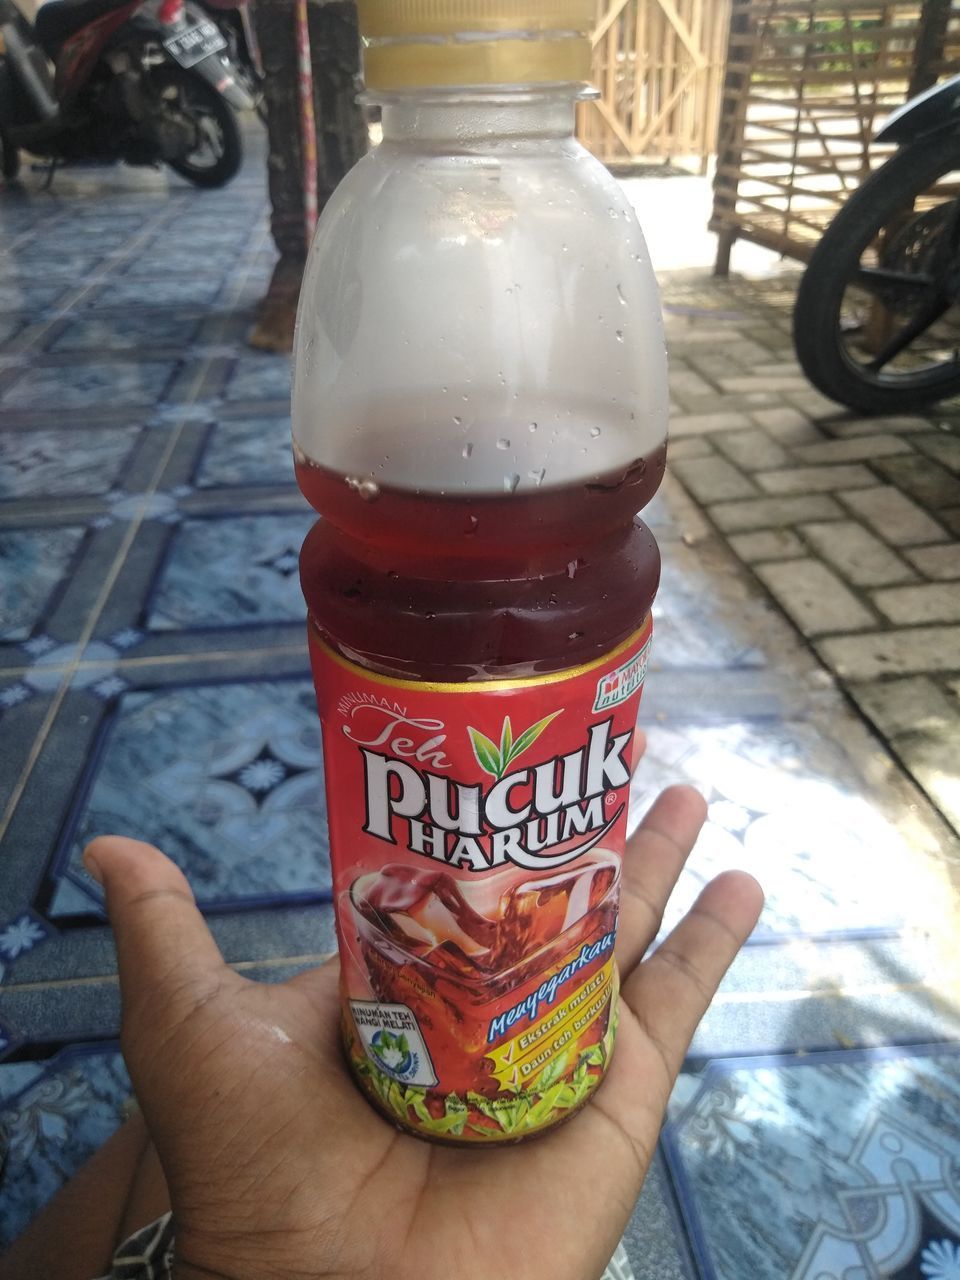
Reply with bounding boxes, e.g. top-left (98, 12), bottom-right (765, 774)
top-left (622, 870), bottom-right (763, 1080)
top-left (84, 836), bottom-right (228, 1018)
top-left (615, 785), bottom-right (708, 978)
